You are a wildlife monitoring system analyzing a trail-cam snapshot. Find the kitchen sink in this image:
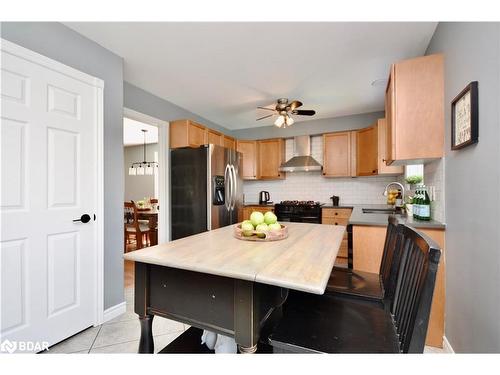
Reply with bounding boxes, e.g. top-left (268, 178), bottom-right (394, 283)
top-left (362, 208), bottom-right (397, 214)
